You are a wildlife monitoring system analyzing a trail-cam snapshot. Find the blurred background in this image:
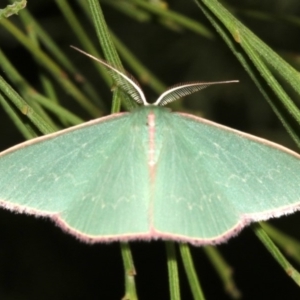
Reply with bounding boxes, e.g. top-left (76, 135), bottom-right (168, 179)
top-left (0, 0), bottom-right (300, 299)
